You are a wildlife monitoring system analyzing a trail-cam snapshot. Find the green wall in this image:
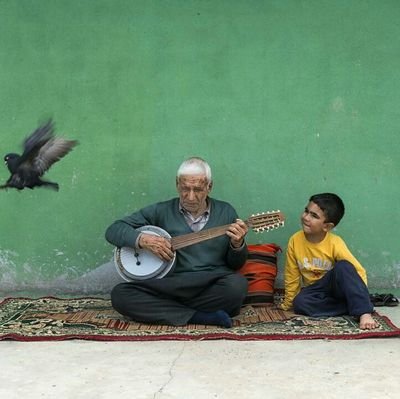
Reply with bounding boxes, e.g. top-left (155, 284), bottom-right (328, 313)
top-left (1, 0), bottom-right (399, 295)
